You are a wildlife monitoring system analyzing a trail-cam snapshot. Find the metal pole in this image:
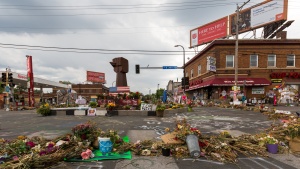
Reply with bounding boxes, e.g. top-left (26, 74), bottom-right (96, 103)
top-left (234, 0), bottom-right (250, 102)
top-left (234, 4), bottom-right (239, 102)
top-left (174, 45), bottom-right (186, 93)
